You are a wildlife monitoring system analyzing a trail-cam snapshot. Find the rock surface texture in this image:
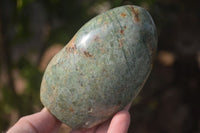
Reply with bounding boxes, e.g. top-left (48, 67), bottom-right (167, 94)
top-left (40, 5), bottom-right (157, 129)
